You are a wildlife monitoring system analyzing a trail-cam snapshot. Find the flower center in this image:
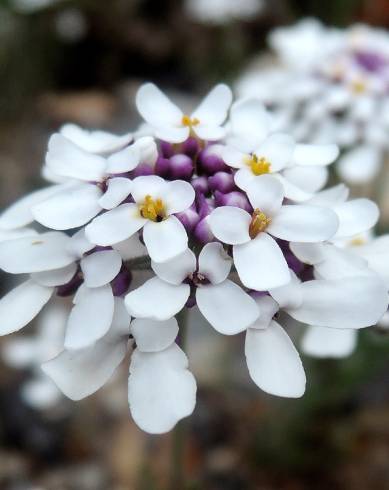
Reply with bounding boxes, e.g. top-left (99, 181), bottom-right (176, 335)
top-left (350, 237), bottom-right (366, 246)
top-left (188, 271), bottom-right (210, 287)
top-left (351, 80), bottom-right (366, 94)
top-left (245, 154), bottom-right (271, 176)
top-left (249, 209), bottom-right (271, 238)
top-left (181, 115), bottom-right (200, 128)
top-left (139, 195), bottom-right (166, 222)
